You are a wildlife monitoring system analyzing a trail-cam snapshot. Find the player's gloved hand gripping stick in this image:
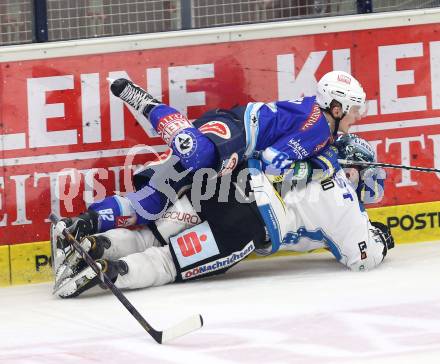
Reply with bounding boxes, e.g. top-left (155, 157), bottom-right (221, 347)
top-left (49, 213), bottom-right (203, 344)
